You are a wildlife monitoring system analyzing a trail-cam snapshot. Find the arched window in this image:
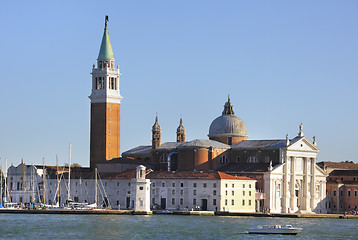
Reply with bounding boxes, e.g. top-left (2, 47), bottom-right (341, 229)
top-left (220, 155), bottom-right (228, 163)
top-left (160, 154), bottom-right (168, 163)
